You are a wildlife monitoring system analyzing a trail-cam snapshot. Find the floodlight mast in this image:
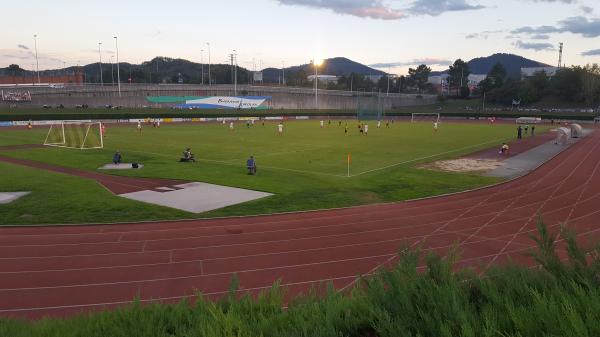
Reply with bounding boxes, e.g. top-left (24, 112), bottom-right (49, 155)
top-left (114, 36), bottom-right (121, 97)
